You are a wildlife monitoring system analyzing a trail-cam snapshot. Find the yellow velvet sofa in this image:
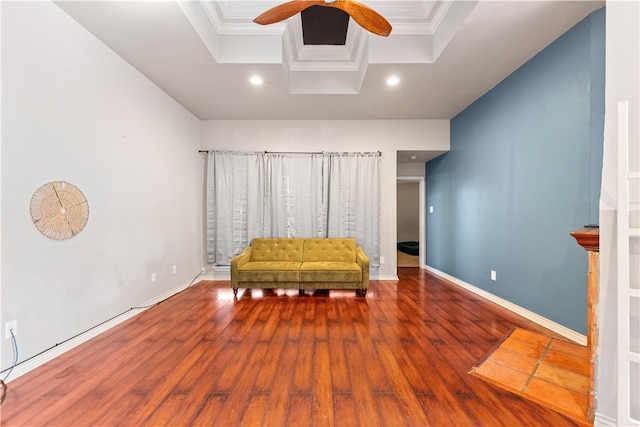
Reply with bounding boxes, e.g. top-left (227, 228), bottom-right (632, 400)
top-left (231, 238), bottom-right (370, 296)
